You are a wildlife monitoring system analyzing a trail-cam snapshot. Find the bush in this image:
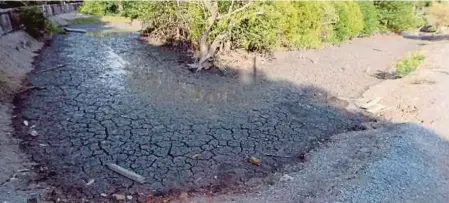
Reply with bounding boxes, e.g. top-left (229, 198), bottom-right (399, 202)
top-left (81, 1), bottom-right (426, 54)
top-left (46, 23), bottom-right (66, 34)
top-left (332, 2), bottom-right (364, 42)
top-left (359, 1), bottom-right (379, 35)
top-left (396, 52), bottom-right (425, 77)
top-left (80, 2), bottom-right (107, 16)
top-left (375, 2), bottom-right (419, 32)
top-left (19, 7), bottom-right (46, 38)
top-left (283, 2), bottom-right (326, 49)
